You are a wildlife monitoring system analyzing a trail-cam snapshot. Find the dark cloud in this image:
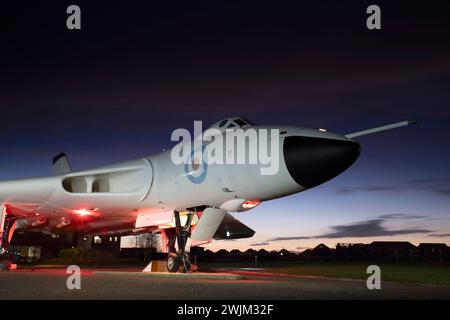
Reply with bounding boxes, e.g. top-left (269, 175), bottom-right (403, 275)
top-left (429, 233), bottom-right (450, 238)
top-left (379, 213), bottom-right (427, 220)
top-left (269, 236), bottom-right (311, 241)
top-left (409, 179), bottom-right (450, 195)
top-left (315, 219), bottom-right (431, 239)
top-left (249, 242), bottom-right (270, 247)
top-left (268, 216), bottom-right (432, 241)
top-left (336, 178), bottom-right (450, 196)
